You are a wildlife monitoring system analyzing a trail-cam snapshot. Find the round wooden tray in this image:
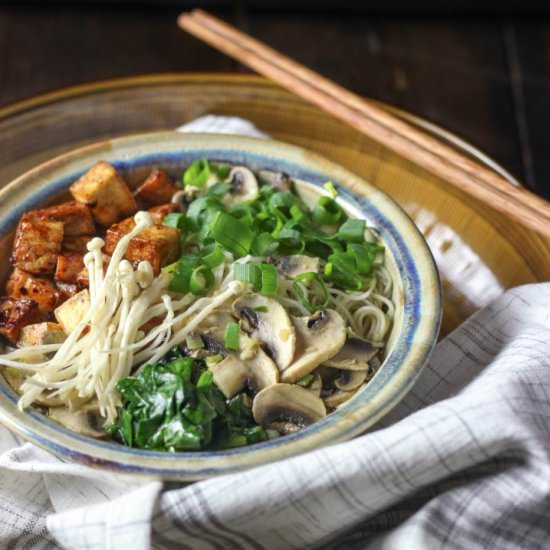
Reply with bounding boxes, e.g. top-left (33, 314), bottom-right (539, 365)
top-left (0, 74), bottom-right (548, 336)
